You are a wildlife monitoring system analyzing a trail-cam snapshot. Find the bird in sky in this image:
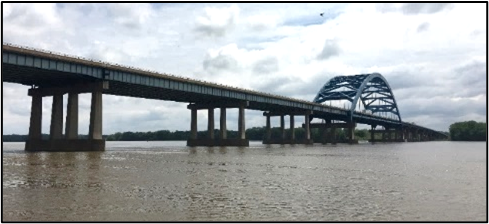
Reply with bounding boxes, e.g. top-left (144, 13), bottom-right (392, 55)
top-left (320, 12), bottom-right (324, 17)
